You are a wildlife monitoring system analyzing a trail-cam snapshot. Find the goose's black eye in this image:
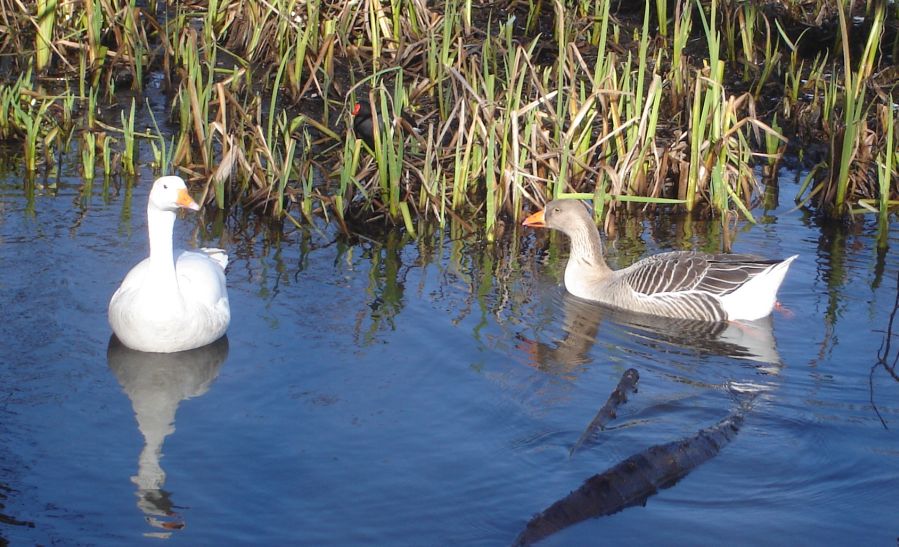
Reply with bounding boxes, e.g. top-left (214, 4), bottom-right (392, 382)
top-left (163, 184), bottom-right (168, 189)
top-left (553, 207), bottom-right (560, 213)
